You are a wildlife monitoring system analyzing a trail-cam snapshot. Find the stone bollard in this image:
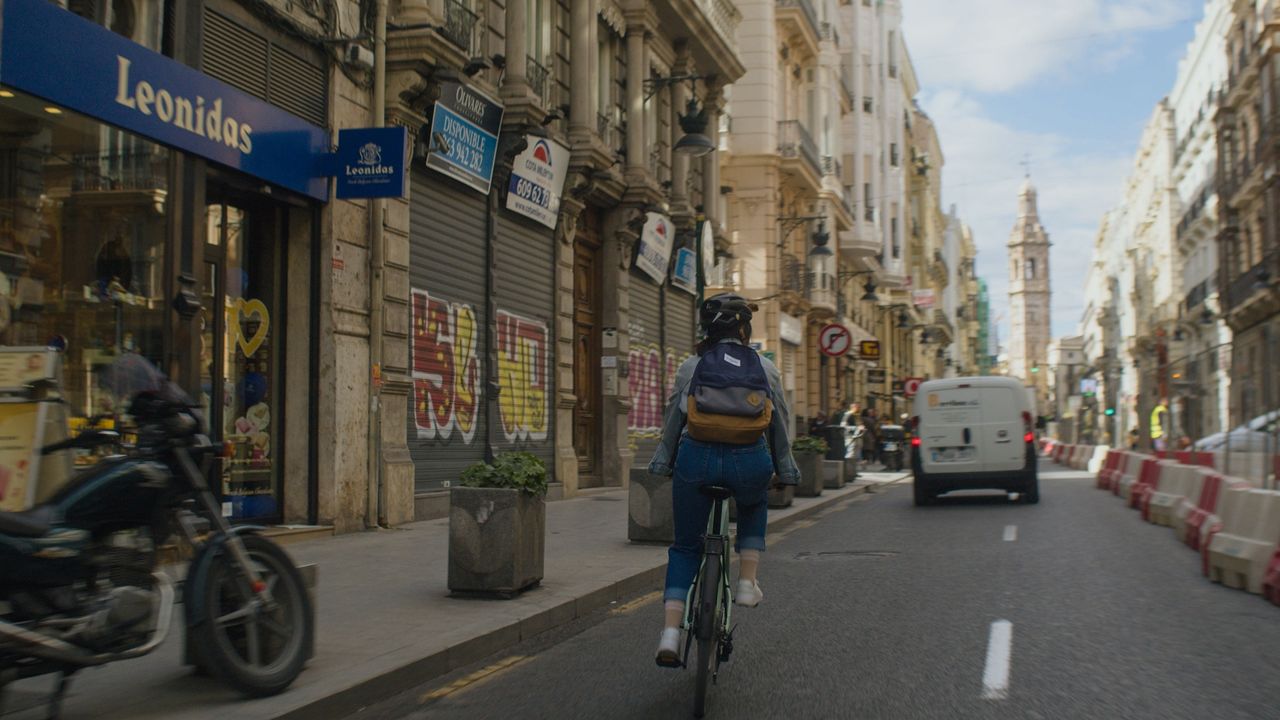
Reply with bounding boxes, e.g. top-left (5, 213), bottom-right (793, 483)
top-left (768, 483), bottom-right (794, 508)
top-left (628, 468), bottom-right (675, 544)
top-left (823, 460), bottom-right (846, 489)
